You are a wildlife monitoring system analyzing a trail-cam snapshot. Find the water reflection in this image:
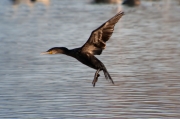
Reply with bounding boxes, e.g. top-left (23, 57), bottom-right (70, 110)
top-left (11, 0), bottom-right (50, 6)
